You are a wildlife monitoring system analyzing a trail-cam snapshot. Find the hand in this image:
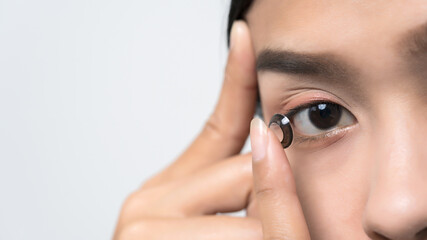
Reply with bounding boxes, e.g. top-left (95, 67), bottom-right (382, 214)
top-left (113, 20), bottom-right (262, 240)
top-left (250, 118), bottom-right (311, 240)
